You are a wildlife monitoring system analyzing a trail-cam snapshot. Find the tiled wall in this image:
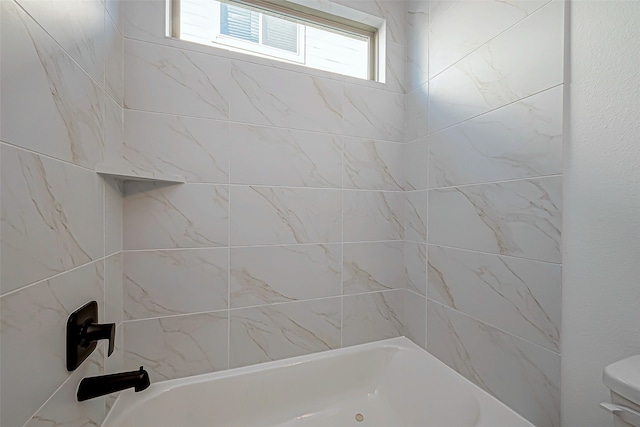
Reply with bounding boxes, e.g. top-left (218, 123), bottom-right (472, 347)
top-left (118, 0), bottom-right (421, 385)
top-left (404, 1), bottom-right (564, 426)
top-left (0, 0), bottom-right (125, 426)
